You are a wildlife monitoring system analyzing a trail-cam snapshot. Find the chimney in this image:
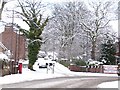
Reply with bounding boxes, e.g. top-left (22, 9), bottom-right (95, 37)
top-left (5, 25), bottom-right (13, 32)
